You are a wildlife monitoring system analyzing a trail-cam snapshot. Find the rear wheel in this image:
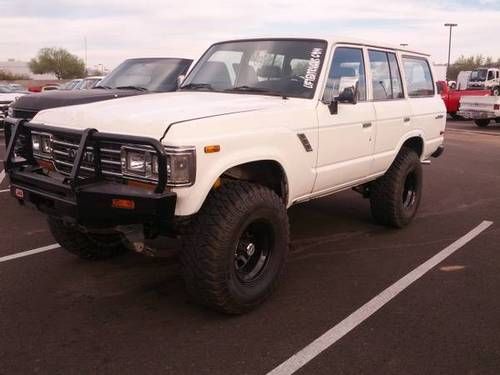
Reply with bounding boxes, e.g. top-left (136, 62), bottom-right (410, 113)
top-left (370, 147), bottom-right (423, 228)
top-left (48, 217), bottom-right (128, 260)
top-left (180, 181), bottom-right (289, 314)
top-left (474, 119), bottom-right (490, 128)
